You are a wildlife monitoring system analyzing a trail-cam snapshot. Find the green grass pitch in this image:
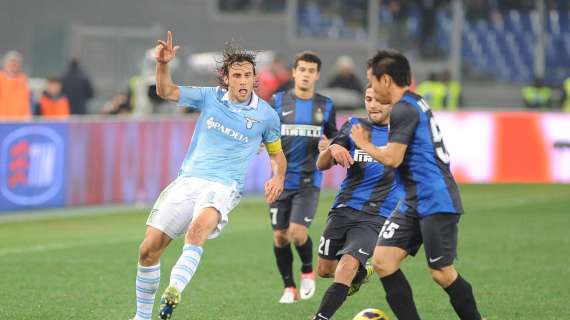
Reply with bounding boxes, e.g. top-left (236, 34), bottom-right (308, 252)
top-left (0, 184), bottom-right (569, 319)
